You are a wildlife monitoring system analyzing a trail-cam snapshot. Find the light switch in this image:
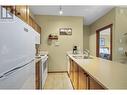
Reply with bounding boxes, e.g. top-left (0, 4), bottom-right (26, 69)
top-left (118, 47), bottom-right (123, 51)
top-left (55, 41), bottom-right (60, 46)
